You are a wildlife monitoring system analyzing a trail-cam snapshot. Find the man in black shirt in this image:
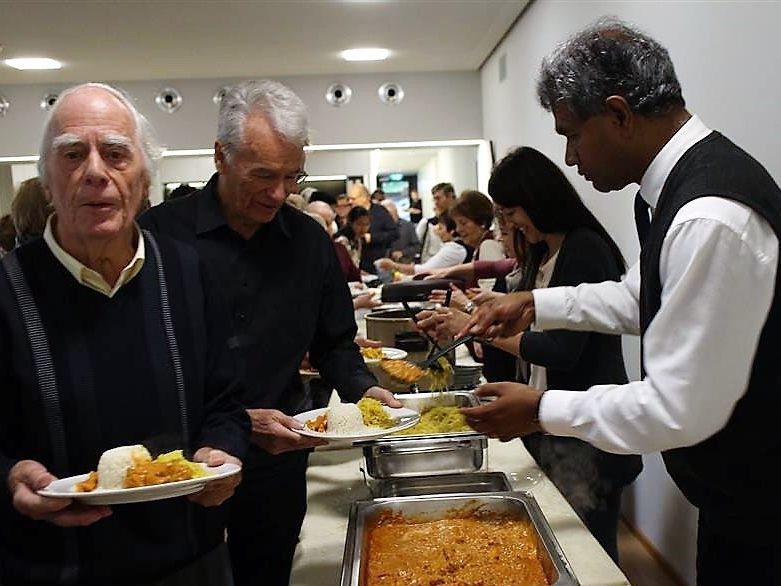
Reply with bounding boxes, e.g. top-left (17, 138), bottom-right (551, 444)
top-left (140, 79), bottom-right (397, 586)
